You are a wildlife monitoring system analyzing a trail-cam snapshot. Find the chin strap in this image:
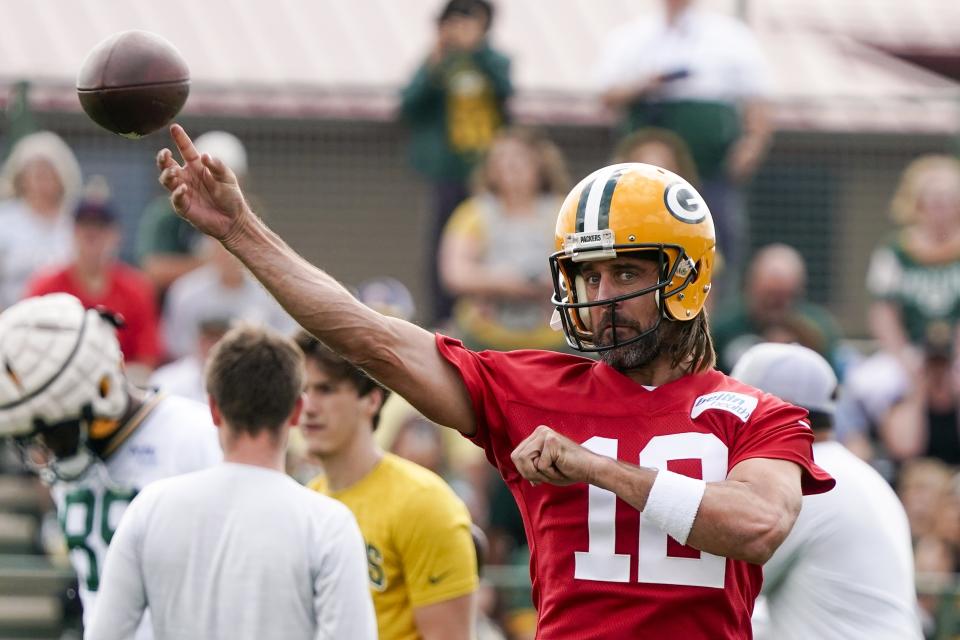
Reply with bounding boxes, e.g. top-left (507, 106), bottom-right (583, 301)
top-left (549, 308), bottom-right (563, 331)
top-left (97, 391), bottom-right (166, 459)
